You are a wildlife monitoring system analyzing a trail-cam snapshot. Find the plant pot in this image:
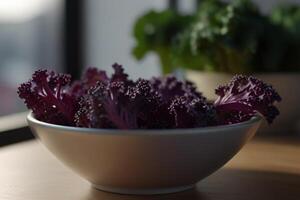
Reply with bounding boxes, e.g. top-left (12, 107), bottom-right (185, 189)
top-left (185, 70), bottom-right (300, 134)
